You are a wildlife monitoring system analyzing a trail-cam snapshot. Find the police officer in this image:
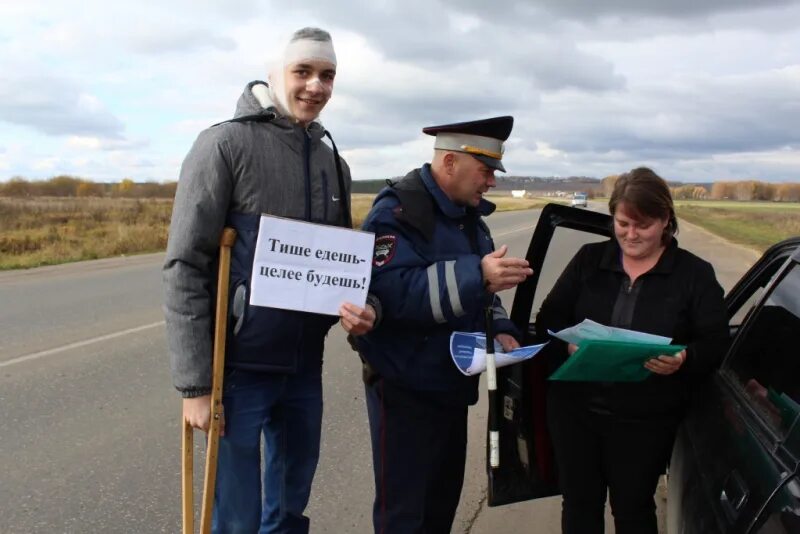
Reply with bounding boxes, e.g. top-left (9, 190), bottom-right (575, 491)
top-left (355, 116), bottom-right (533, 533)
